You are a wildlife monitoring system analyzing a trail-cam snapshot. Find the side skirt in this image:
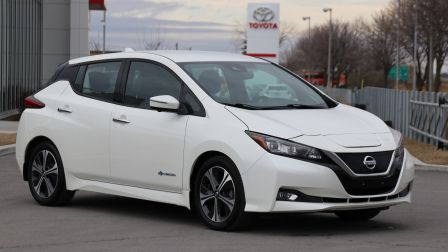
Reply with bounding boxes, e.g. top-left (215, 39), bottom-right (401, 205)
top-left (65, 174), bottom-right (191, 209)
